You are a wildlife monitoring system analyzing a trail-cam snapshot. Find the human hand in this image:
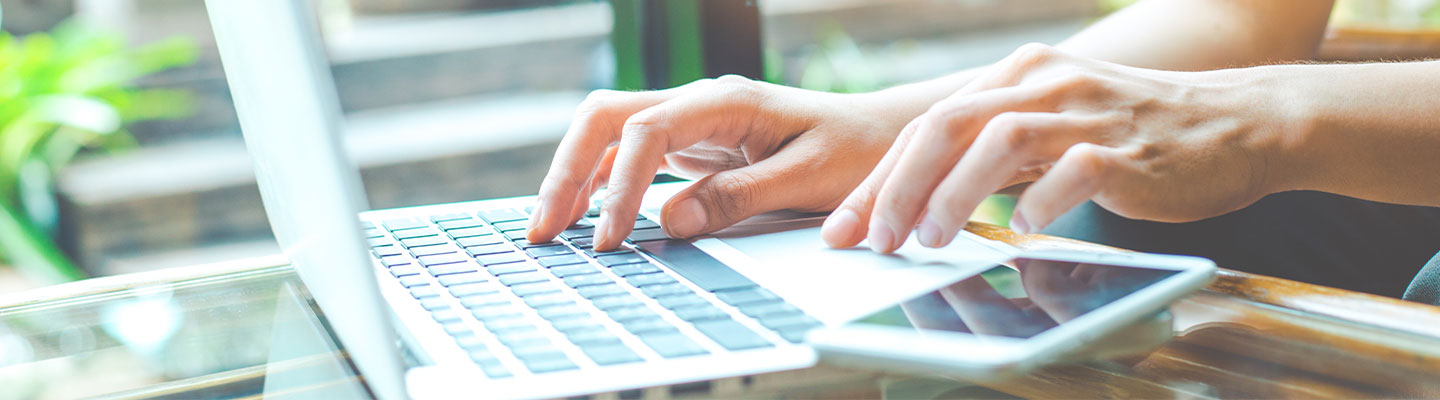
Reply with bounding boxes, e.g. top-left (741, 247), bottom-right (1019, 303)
top-left (821, 44), bottom-right (1300, 252)
top-left (527, 76), bottom-right (913, 250)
